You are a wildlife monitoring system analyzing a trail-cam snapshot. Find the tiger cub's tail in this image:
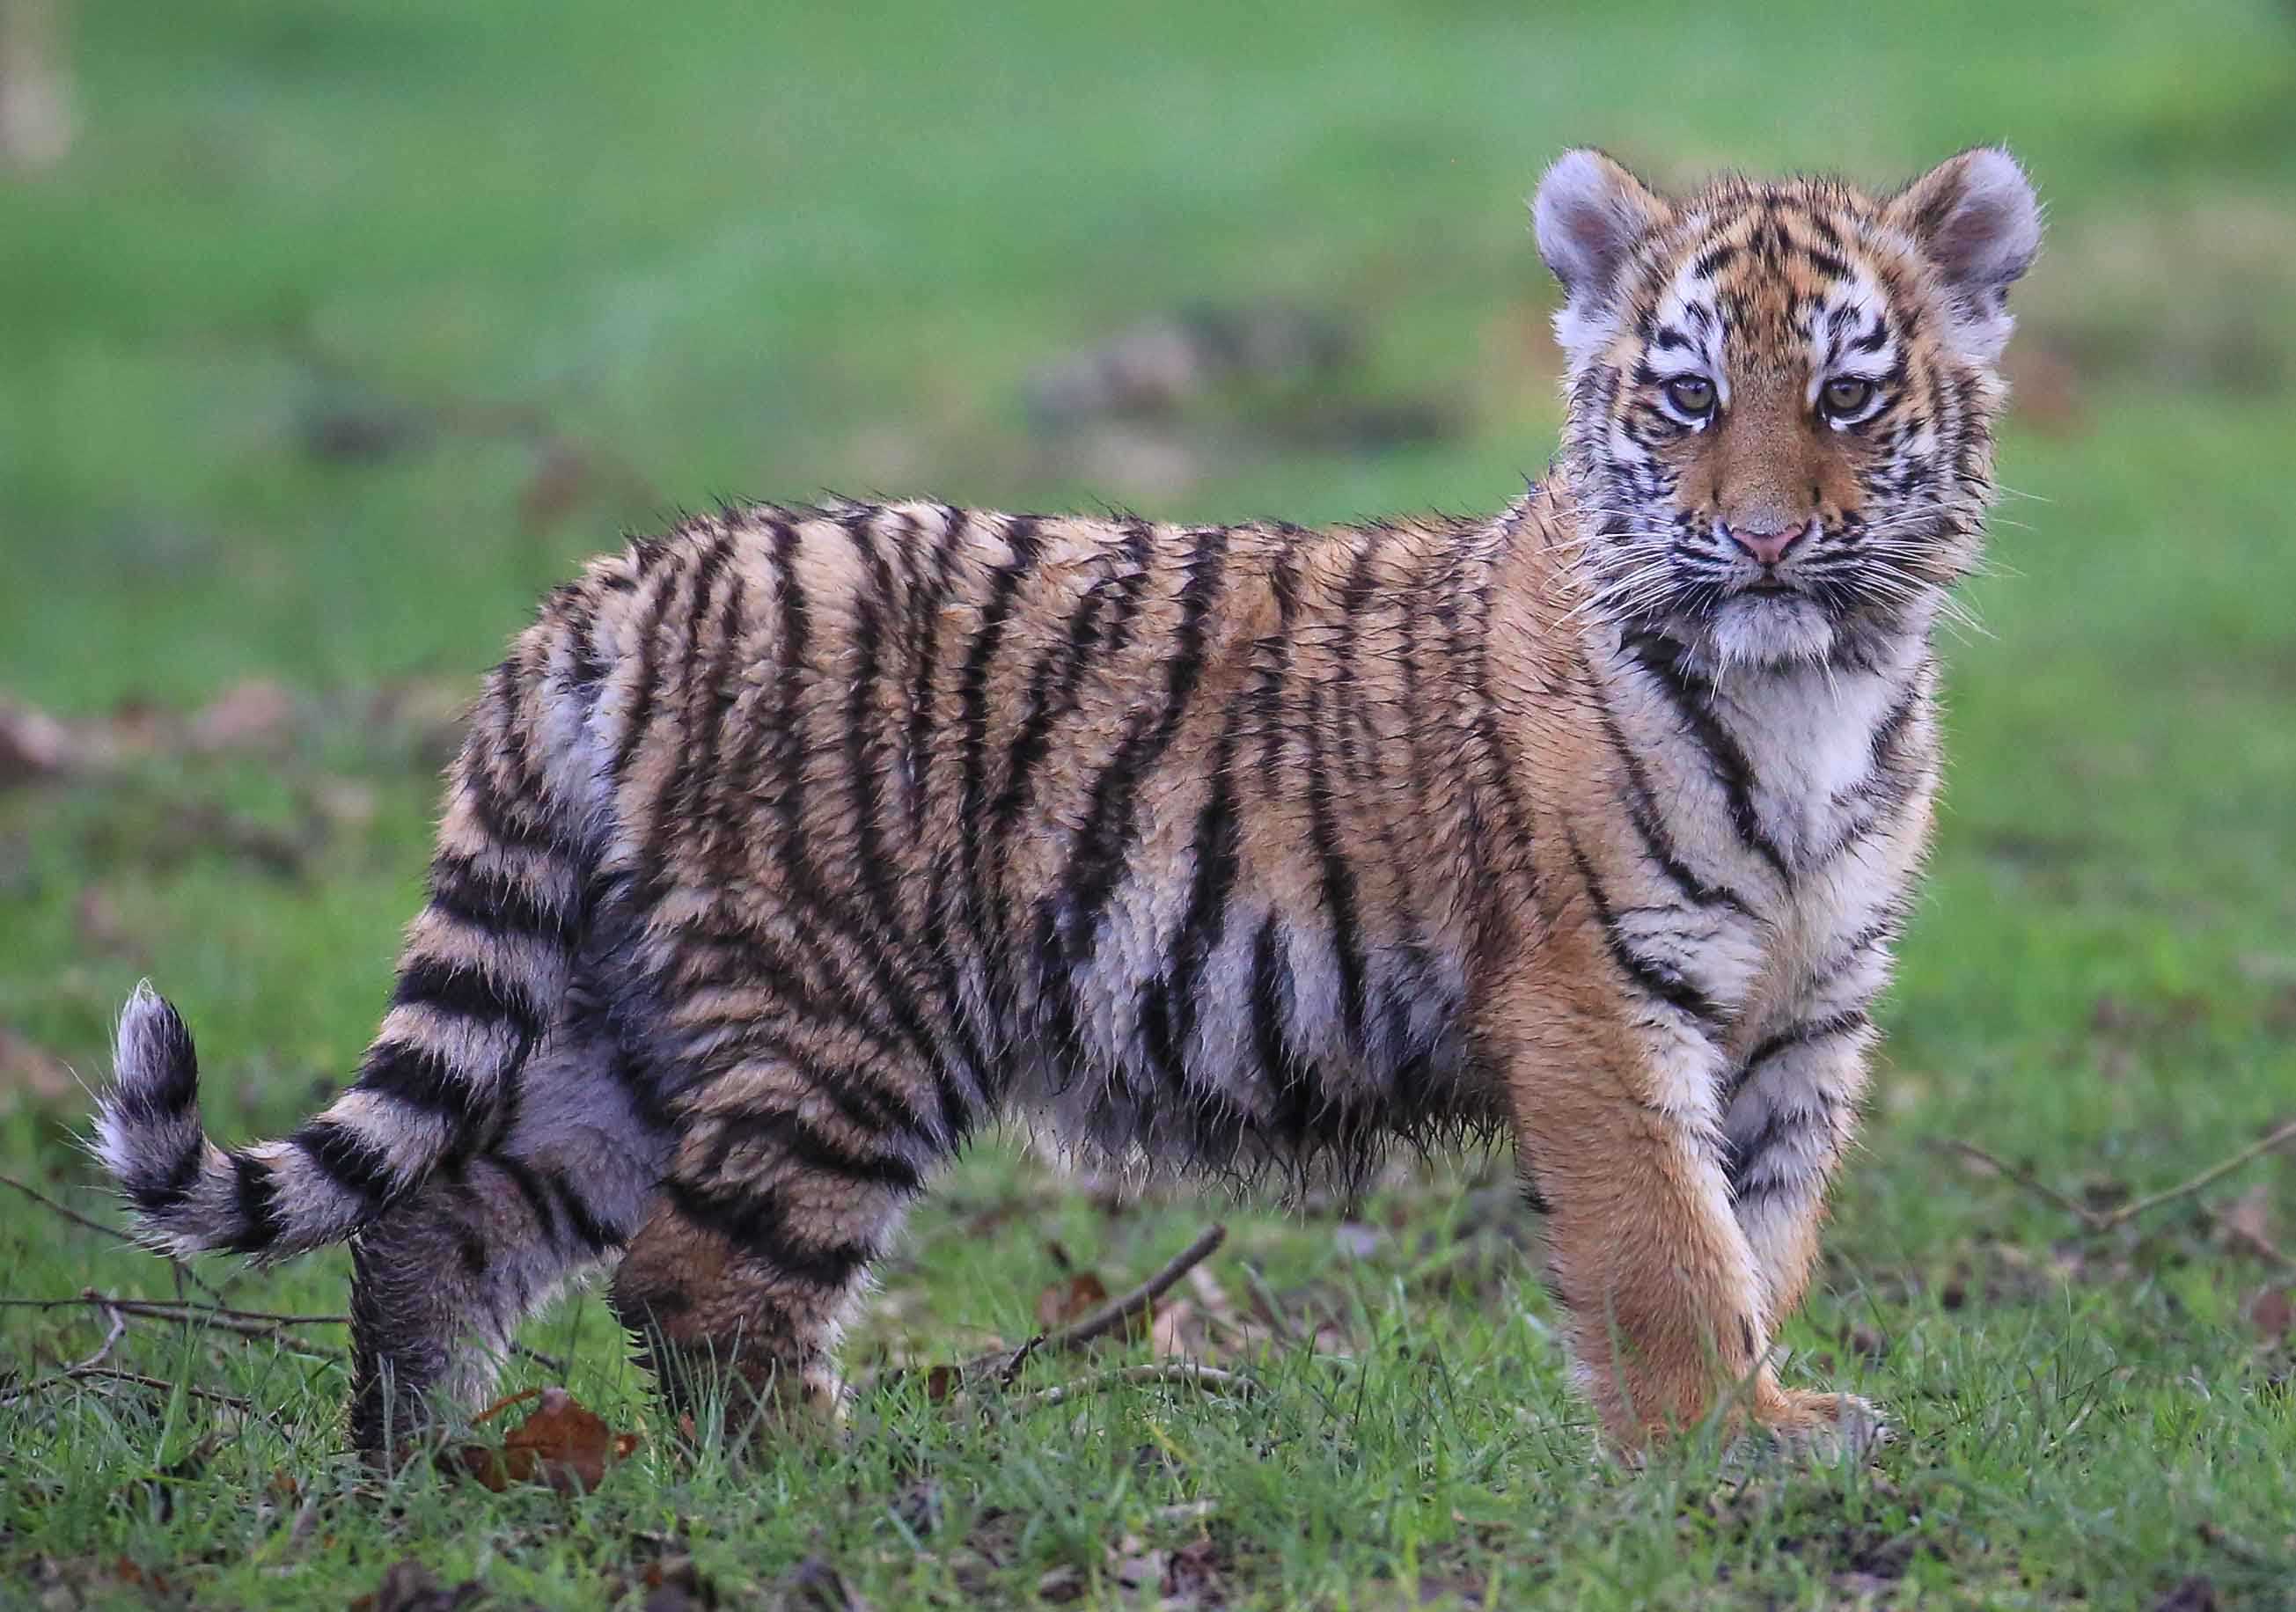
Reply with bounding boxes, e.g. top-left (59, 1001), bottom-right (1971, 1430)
top-left (93, 663), bottom-right (593, 1262)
